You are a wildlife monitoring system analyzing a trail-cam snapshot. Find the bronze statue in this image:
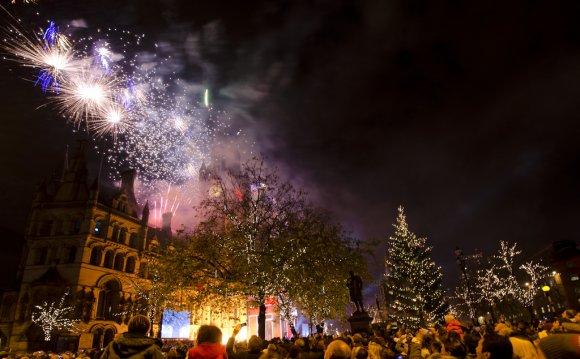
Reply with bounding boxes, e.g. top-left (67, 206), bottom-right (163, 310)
top-left (347, 271), bottom-right (364, 312)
